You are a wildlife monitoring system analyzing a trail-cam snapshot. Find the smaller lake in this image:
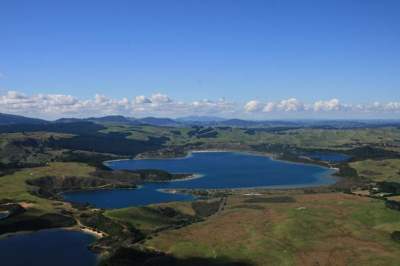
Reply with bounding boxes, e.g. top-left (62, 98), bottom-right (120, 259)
top-left (0, 229), bottom-right (97, 266)
top-left (64, 152), bottom-right (336, 209)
